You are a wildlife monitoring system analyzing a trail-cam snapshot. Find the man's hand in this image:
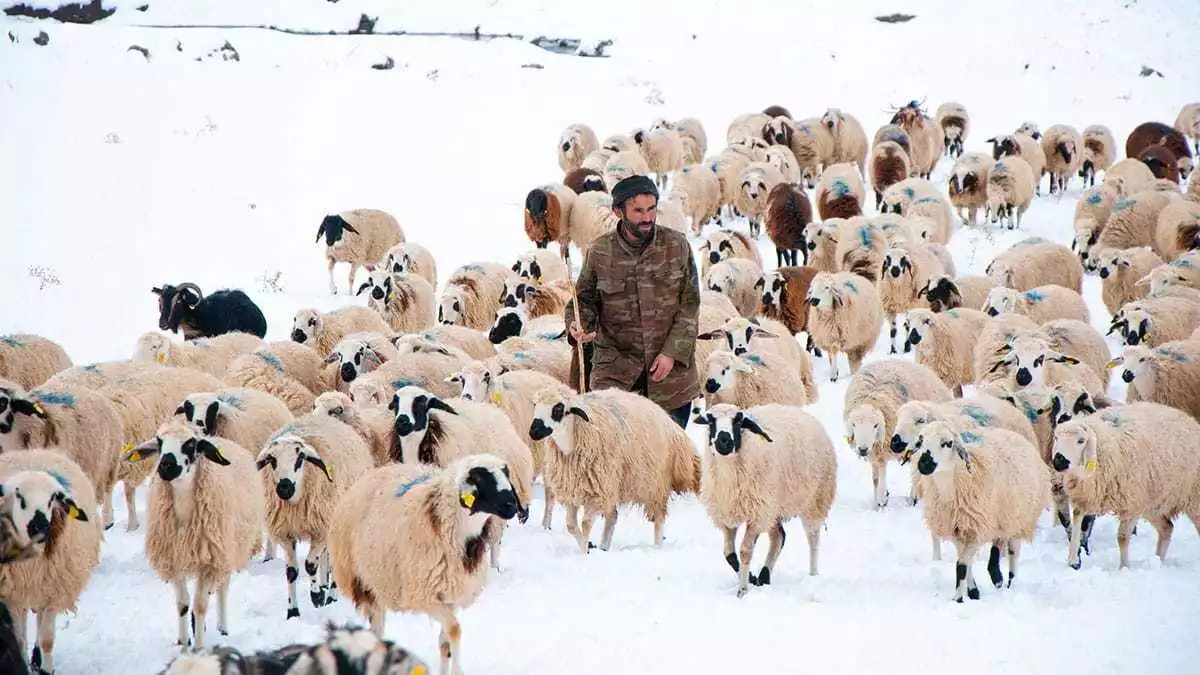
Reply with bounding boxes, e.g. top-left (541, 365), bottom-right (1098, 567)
top-left (649, 354), bottom-right (675, 383)
top-left (569, 322), bottom-right (597, 344)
